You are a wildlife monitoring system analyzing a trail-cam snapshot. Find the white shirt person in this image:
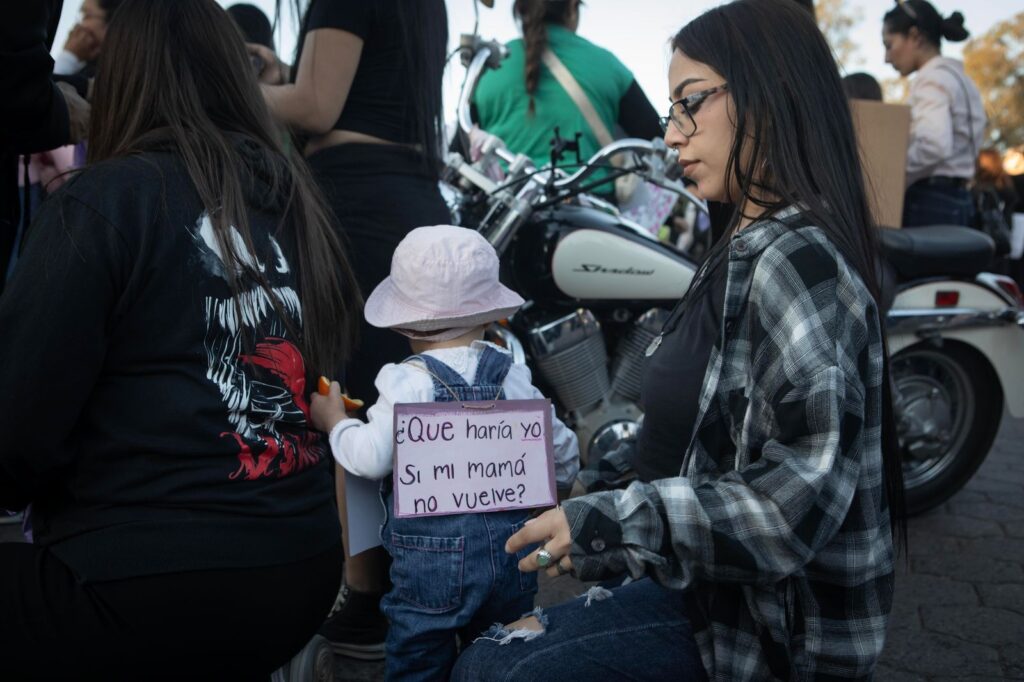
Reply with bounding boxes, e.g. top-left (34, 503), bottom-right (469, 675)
top-left (906, 55), bottom-right (986, 186)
